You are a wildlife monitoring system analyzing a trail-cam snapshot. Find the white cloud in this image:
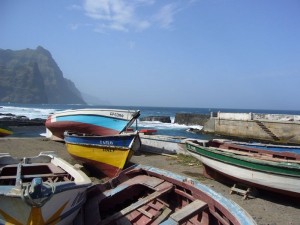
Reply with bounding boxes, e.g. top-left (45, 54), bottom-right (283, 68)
top-left (154, 3), bottom-right (178, 29)
top-left (80, 0), bottom-right (194, 32)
